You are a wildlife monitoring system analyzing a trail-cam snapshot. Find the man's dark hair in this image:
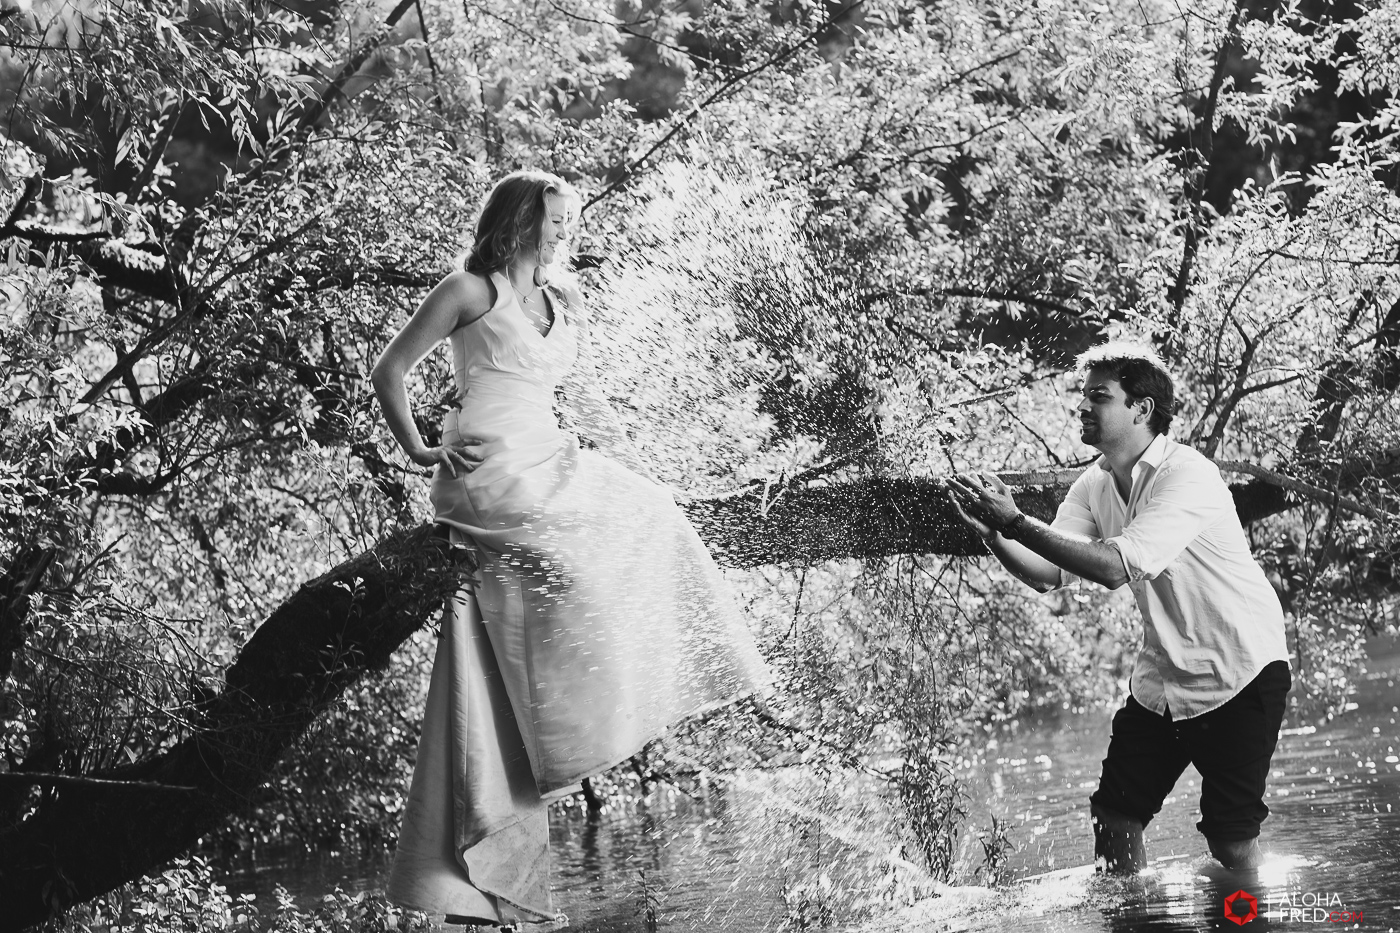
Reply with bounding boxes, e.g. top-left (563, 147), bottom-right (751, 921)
top-left (1076, 341), bottom-right (1176, 436)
